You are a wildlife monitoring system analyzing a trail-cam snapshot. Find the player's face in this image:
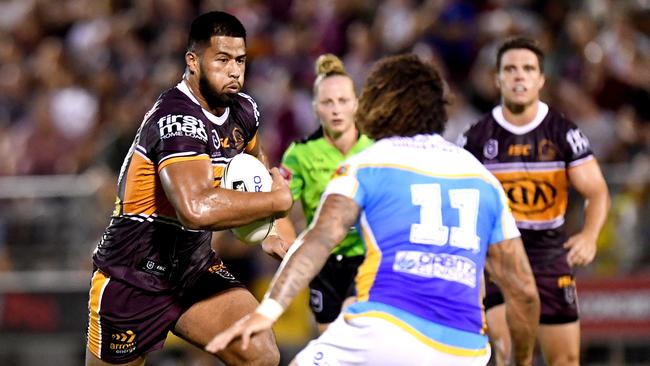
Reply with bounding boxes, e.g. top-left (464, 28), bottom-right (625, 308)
top-left (198, 36), bottom-right (246, 109)
top-left (496, 49), bottom-right (545, 108)
top-left (314, 75), bottom-right (358, 137)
